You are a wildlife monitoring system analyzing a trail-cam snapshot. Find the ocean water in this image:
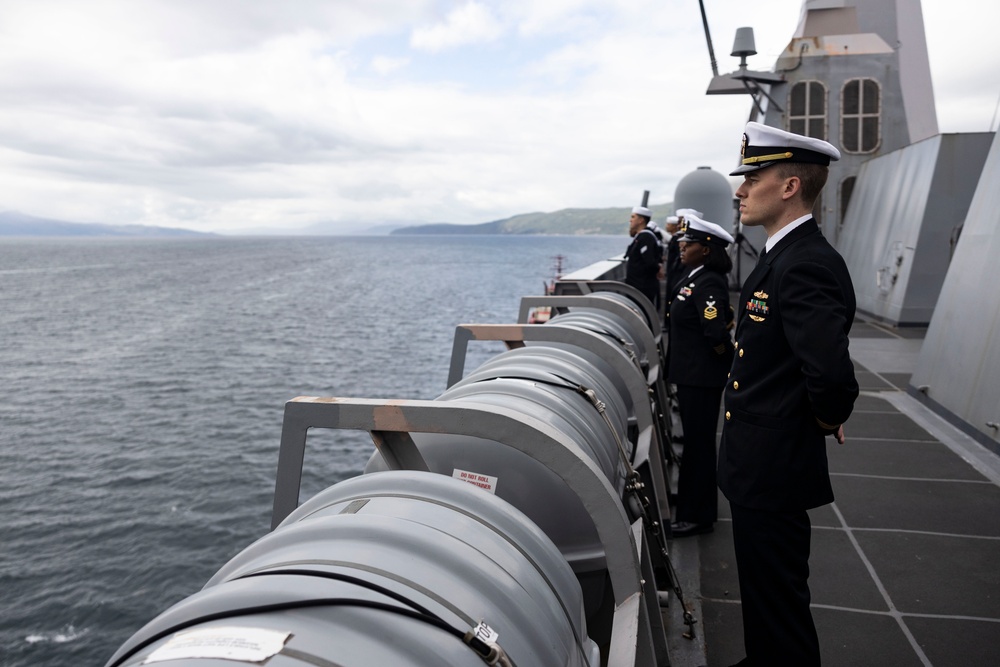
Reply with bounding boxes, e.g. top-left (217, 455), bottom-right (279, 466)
top-left (0, 234), bottom-right (624, 667)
